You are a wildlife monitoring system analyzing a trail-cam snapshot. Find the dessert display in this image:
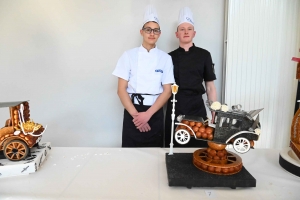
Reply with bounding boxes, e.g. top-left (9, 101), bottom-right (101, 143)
top-left (0, 101), bottom-right (46, 161)
top-left (279, 53), bottom-right (300, 177)
top-left (166, 85), bottom-right (261, 187)
top-left (291, 54), bottom-right (300, 160)
top-left (290, 108), bottom-right (300, 160)
top-left (173, 102), bottom-right (262, 175)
